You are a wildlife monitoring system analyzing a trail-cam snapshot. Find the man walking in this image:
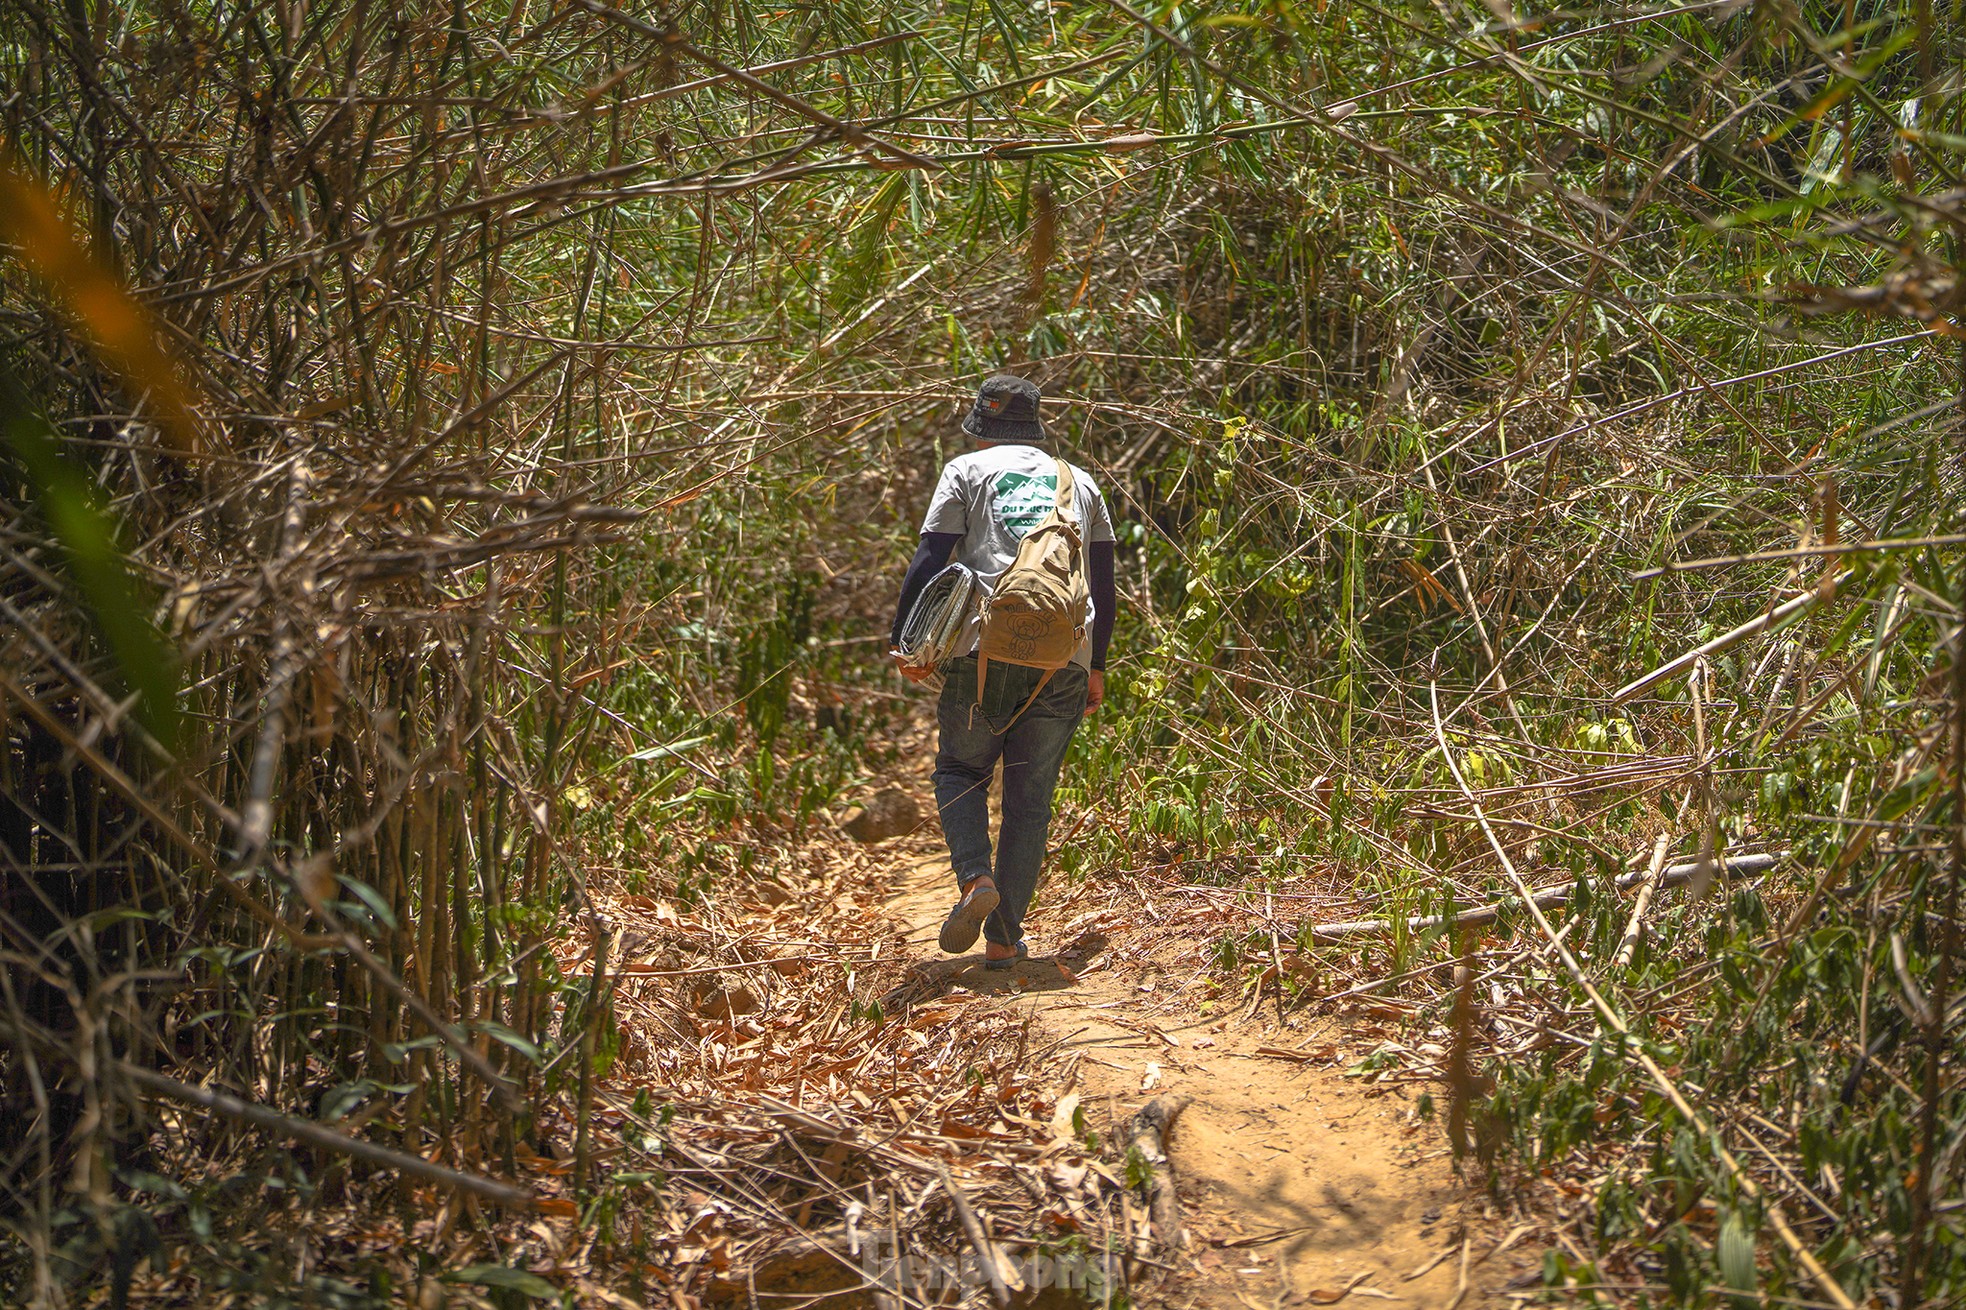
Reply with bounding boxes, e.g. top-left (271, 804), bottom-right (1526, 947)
top-left (890, 375), bottom-right (1117, 969)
